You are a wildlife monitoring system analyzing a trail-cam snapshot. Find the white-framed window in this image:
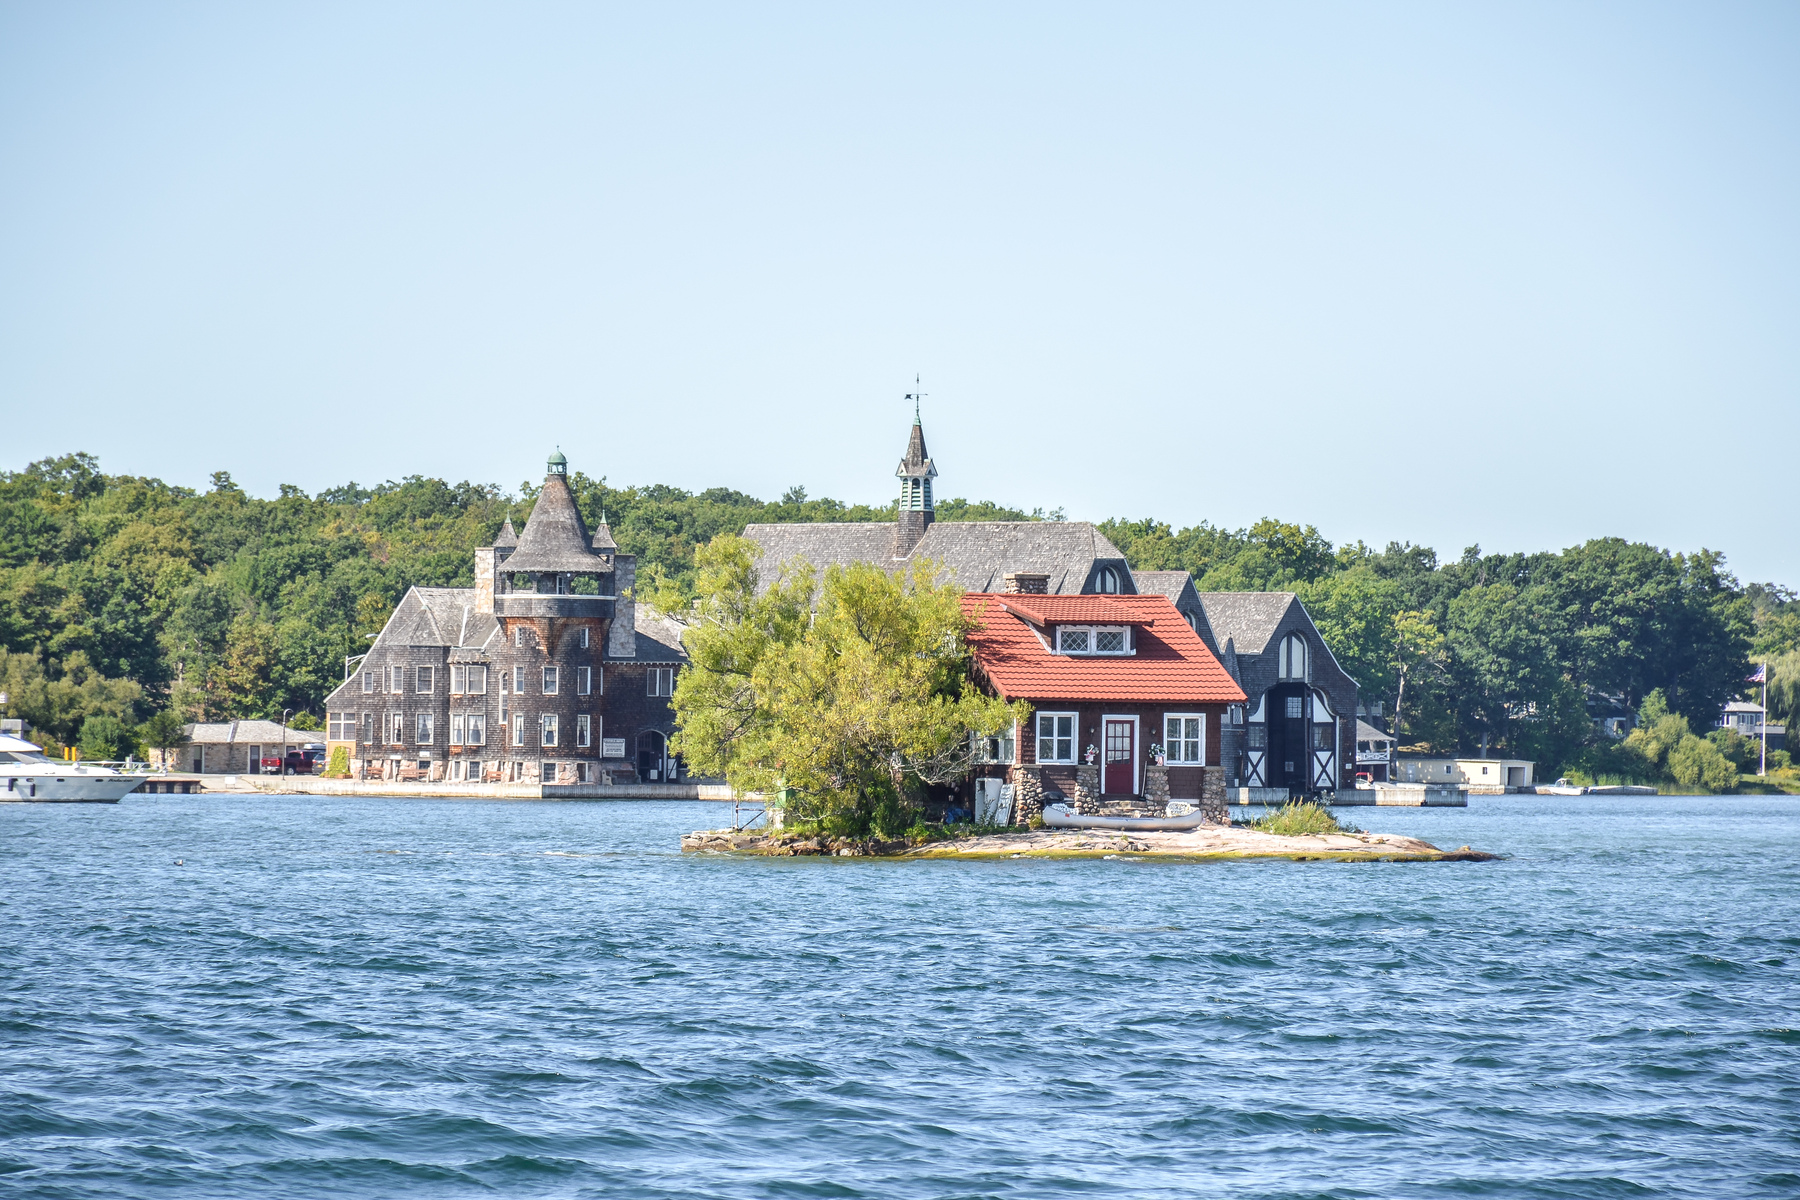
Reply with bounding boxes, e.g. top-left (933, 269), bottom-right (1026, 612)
top-left (512, 712), bottom-right (526, 747)
top-left (416, 713), bottom-right (434, 744)
top-left (328, 712), bottom-right (351, 740)
top-left (576, 666), bottom-right (591, 695)
top-left (466, 712), bottom-right (486, 746)
top-left (1226, 704), bottom-right (1244, 725)
top-left (1164, 714), bottom-right (1204, 763)
top-left (515, 627), bottom-right (525, 647)
top-left (1278, 634), bottom-right (1308, 681)
top-left (362, 671), bottom-right (375, 693)
top-left (513, 666), bottom-right (525, 694)
top-left (361, 713), bottom-right (374, 744)
top-left (541, 713), bottom-right (558, 748)
top-left (543, 665), bottom-right (559, 695)
top-left (1054, 626), bottom-right (1131, 655)
top-left (1185, 611), bottom-right (1200, 634)
top-left (389, 666), bottom-right (406, 693)
top-left (416, 666), bottom-right (433, 693)
top-left (451, 713), bottom-right (466, 745)
top-left (1036, 712), bottom-right (1076, 763)
top-left (388, 712), bottom-right (406, 745)
top-left (1094, 566), bottom-right (1121, 593)
top-left (647, 667), bottom-right (674, 697)
top-left (467, 664), bottom-right (486, 695)
top-left (576, 713), bottom-right (591, 748)
top-left (579, 627), bottom-right (590, 649)
top-left (973, 723), bottom-right (1017, 764)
